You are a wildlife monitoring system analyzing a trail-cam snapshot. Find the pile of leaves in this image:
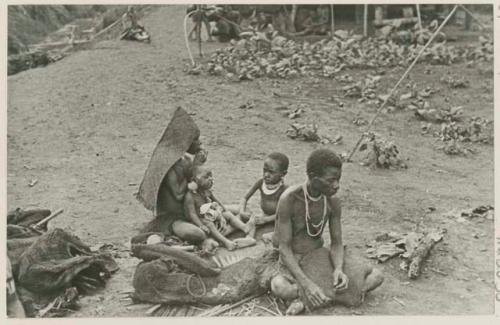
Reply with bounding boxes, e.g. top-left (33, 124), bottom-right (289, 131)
top-left (359, 132), bottom-right (407, 169)
top-left (413, 105), bottom-right (463, 124)
top-left (434, 117), bottom-right (492, 156)
top-left (202, 32), bottom-right (493, 82)
top-left (437, 117), bottom-right (493, 144)
top-left (440, 75), bottom-right (469, 88)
